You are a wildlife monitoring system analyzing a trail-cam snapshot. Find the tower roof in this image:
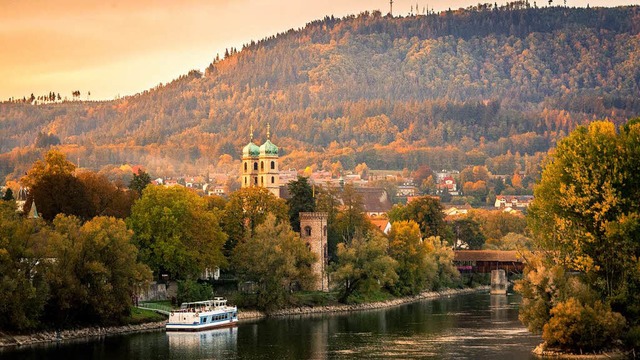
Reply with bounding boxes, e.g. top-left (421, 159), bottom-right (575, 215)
top-left (259, 123), bottom-right (278, 156)
top-left (259, 139), bottom-right (278, 156)
top-left (243, 142), bottom-right (260, 158)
